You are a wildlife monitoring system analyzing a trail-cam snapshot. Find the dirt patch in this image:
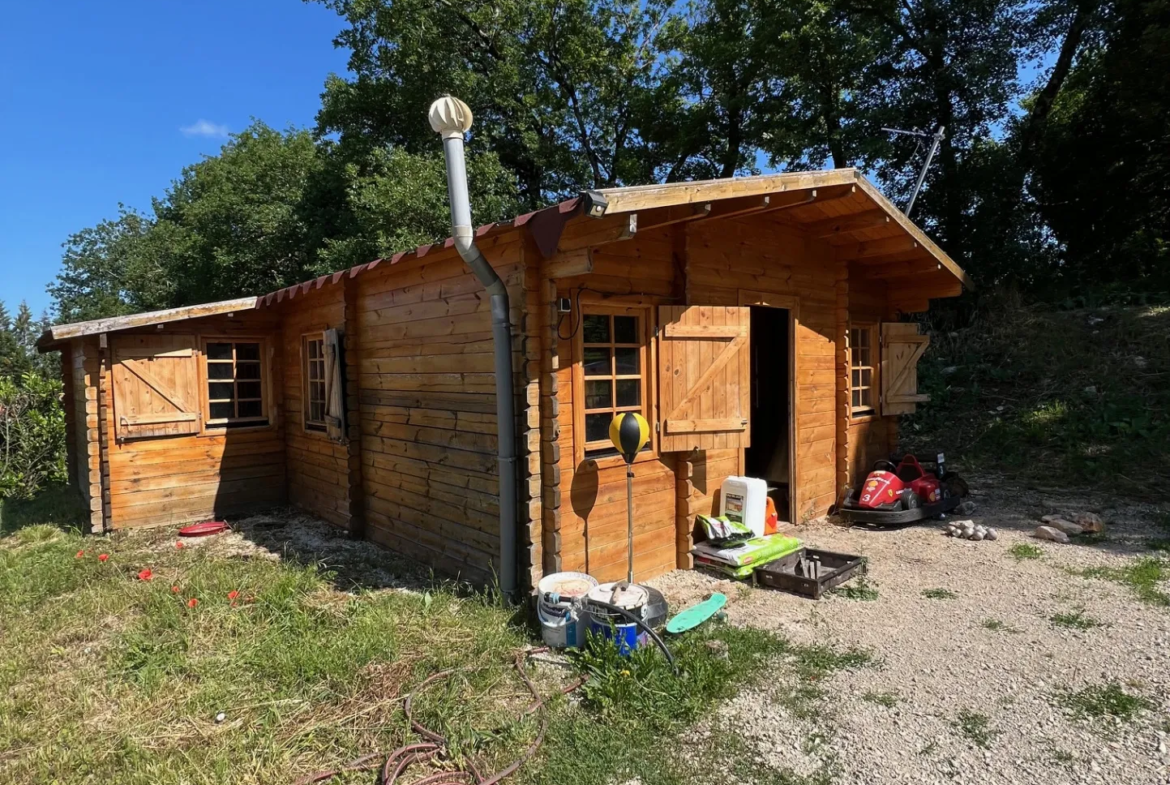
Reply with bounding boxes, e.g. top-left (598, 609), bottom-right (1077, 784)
top-left (651, 476), bottom-right (1170, 784)
top-left (131, 509), bottom-right (431, 593)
